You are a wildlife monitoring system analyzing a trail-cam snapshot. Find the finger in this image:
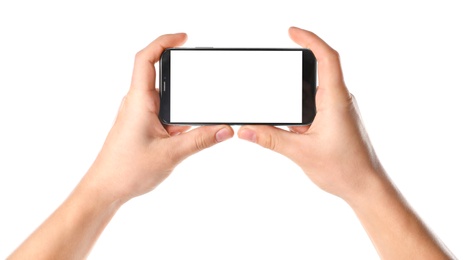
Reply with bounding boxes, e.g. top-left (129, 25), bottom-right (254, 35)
top-left (288, 27), bottom-right (350, 103)
top-left (131, 33), bottom-right (187, 92)
top-left (165, 125), bottom-right (191, 136)
top-left (238, 125), bottom-right (298, 158)
top-left (170, 125), bottom-right (234, 159)
top-left (288, 125), bottom-right (309, 134)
